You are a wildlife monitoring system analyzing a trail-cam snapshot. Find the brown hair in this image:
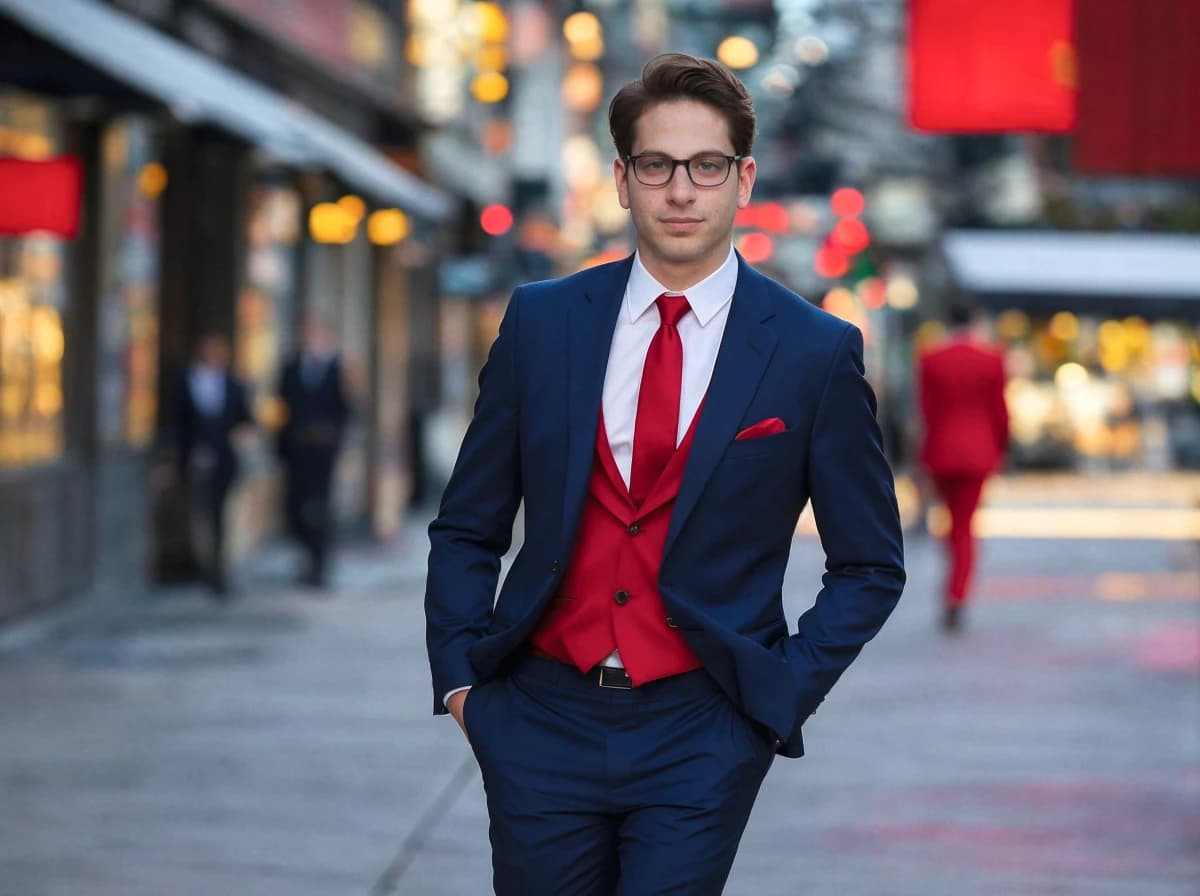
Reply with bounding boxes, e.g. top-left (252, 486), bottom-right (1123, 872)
top-left (608, 53), bottom-right (756, 159)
